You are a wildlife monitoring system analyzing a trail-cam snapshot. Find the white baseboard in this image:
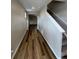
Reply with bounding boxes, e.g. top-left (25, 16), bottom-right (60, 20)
top-left (11, 30), bottom-right (27, 59)
top-left (39, 30), bottom-right (61, 59)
